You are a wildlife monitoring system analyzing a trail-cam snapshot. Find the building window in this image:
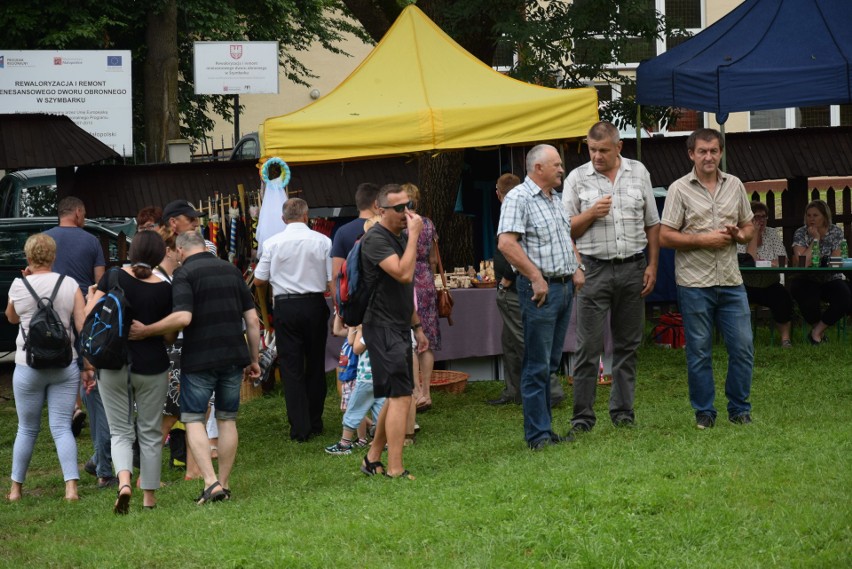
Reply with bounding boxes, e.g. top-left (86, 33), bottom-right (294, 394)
top-left (750, 105), bottom-right (847, 130)
top-left (492, 35), bottom-right (516, 71)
